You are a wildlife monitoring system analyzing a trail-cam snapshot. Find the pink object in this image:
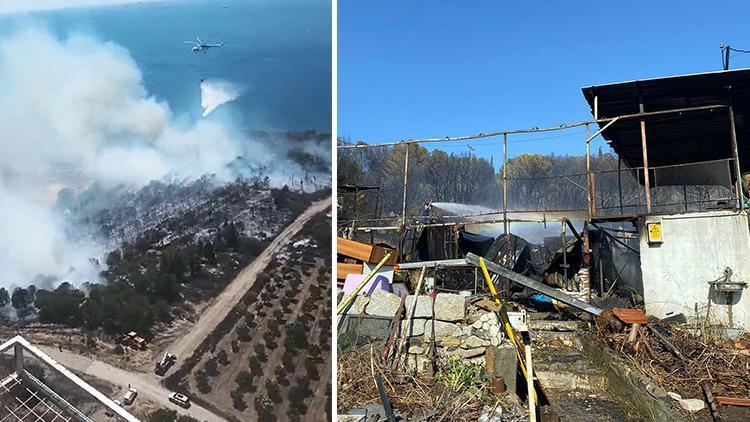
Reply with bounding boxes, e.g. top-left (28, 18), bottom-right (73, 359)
top-left (343, 274), bottom-right (391, 297)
